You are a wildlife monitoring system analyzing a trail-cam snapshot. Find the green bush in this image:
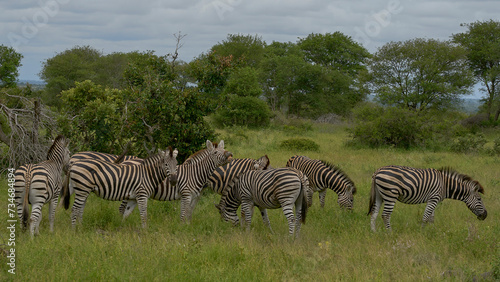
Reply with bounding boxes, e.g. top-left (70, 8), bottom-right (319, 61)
top-left (348, 102), bottom-right (468, 150)
top-left (450, 134), bottom-right (487, 153)
top-left (214, 96), bottom-right (272, 128)
top-left (279, 138), bottom-right (320, 151)
top-left (348, 103), bottom-right (429, 149)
